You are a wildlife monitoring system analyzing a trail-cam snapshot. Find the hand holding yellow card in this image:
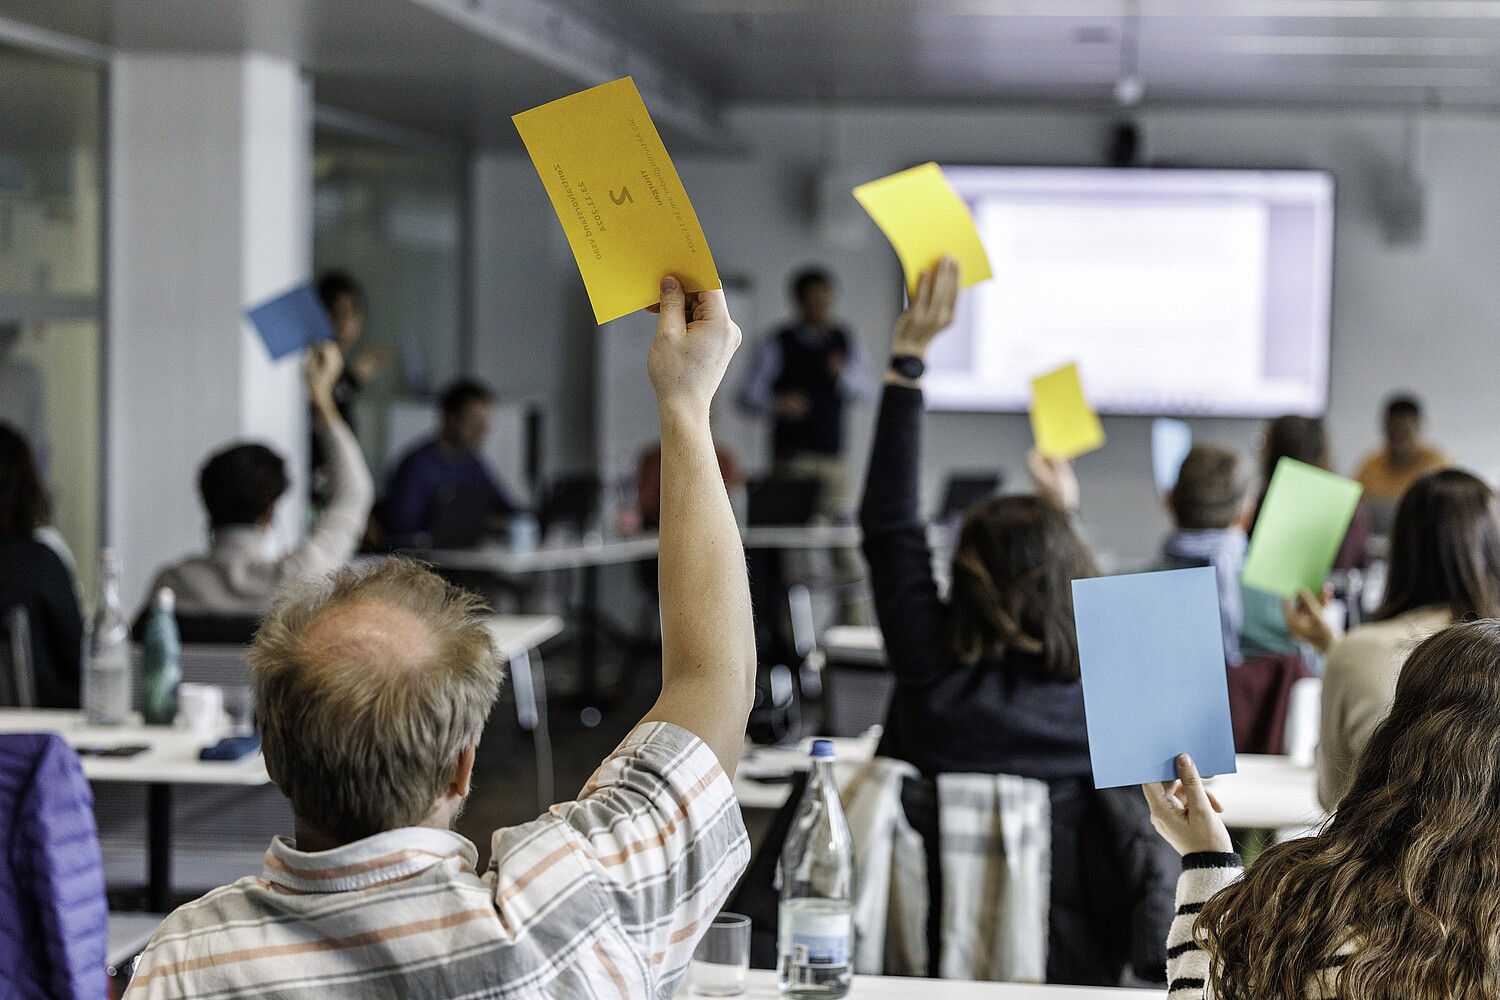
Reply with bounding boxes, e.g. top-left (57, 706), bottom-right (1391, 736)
top-left (513, 78), bottom-right (720, 325)
top-left (1030, 362), bottom-right (1106, 460)
top-left (852, 162), bottom-right (992, 296)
